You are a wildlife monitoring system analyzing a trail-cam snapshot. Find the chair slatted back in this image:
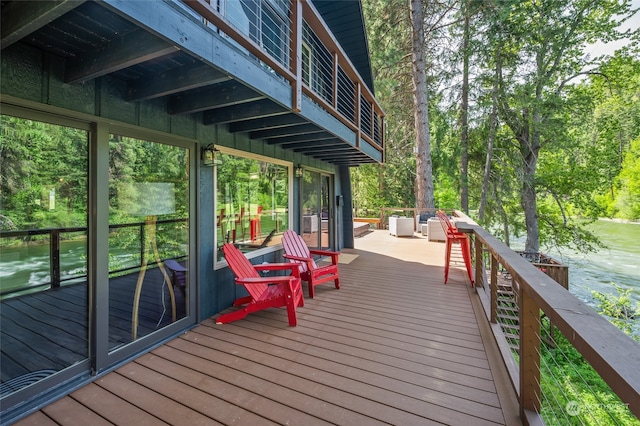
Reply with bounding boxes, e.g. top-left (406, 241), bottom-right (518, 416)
top-left (222, 243), bottom-right (267, 300)
top-left (437, 210), bottom-right (457, 236)
top-left (282, 230), bottom-right (317, 274)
